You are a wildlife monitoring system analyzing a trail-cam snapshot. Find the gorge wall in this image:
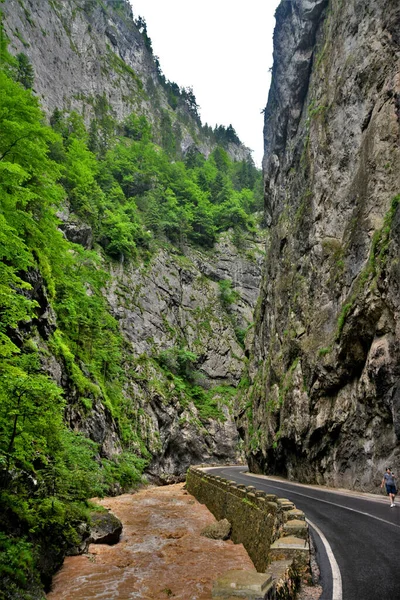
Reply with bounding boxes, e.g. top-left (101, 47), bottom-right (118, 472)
top-left (239, 0), bottom-right (400, 490)
top-left (2, 0), bottom-right (250, 160)
top-left (105, 235), bottom-right (264, 481)
top-left (0, 0), bottom-right (261, 487)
